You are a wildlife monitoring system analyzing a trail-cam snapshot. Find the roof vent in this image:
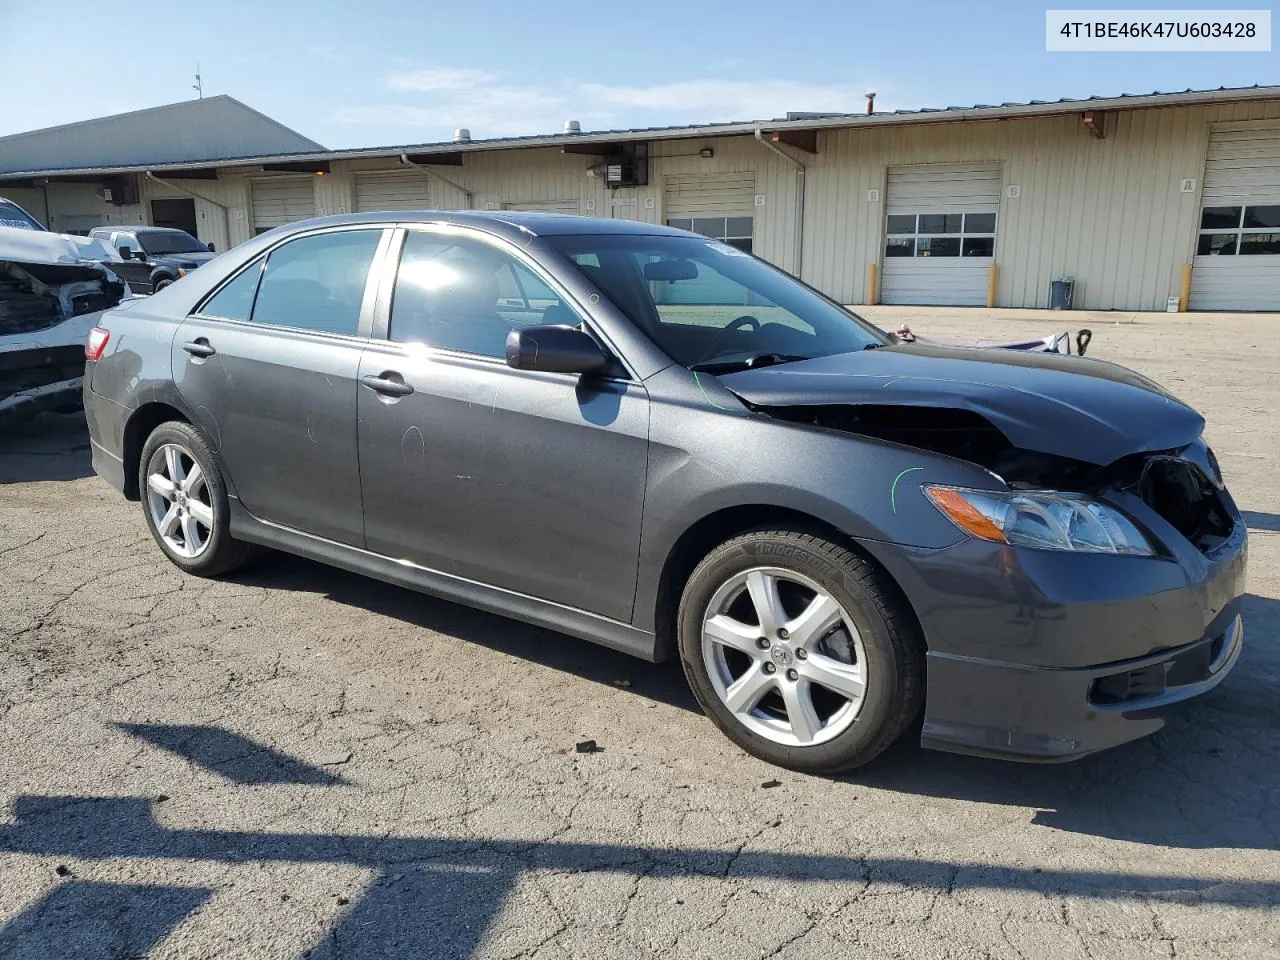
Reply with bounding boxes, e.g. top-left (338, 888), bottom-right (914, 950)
top-left (563, 120), bottom-right (582, 135)
top-left (453, 128), bottom-right (472, 143)
top-left (865, 91), bottom-right (877, 115)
